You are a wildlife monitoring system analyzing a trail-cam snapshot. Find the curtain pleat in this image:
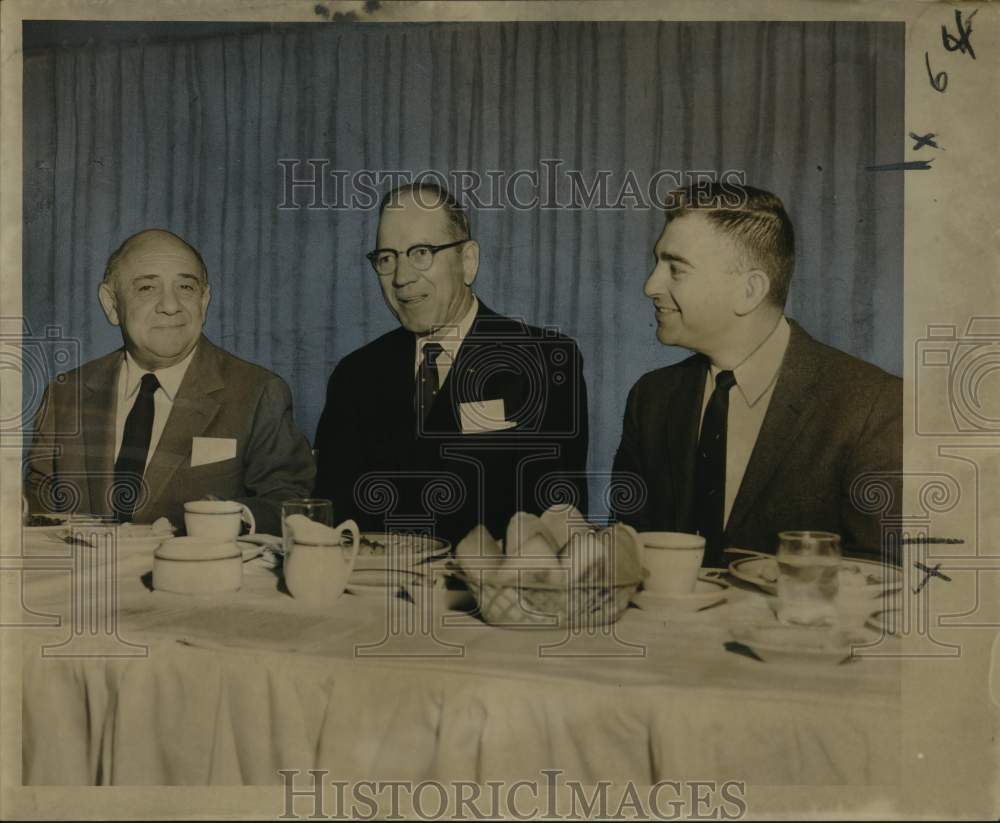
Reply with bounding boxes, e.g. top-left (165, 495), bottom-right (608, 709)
top-left (23, 21), bottom-right (903, 514)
